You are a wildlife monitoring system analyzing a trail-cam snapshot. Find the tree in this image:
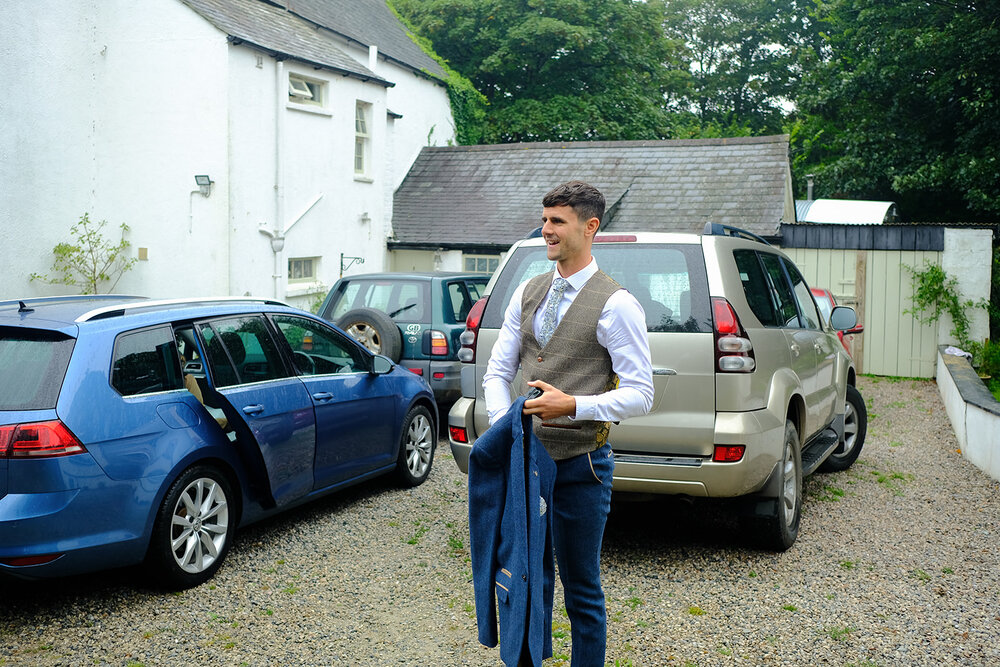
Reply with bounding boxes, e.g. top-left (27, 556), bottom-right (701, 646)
top-left (392, 0), bottom-right (690, 142)
top-left (794, 0), bottom-right (1000, 221)
top-left (30, 214), bottom-right (137, 294)
top-left (662, 0), bottom-right (823, 136)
